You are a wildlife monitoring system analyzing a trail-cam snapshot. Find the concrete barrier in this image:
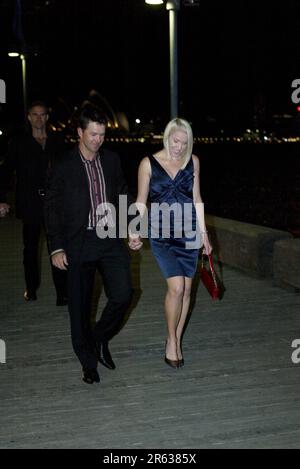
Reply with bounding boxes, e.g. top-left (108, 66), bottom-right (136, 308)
top-left (206, 215), bottom-right (292, 278)
top-left (273, 239), bottom-right (300, 291)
